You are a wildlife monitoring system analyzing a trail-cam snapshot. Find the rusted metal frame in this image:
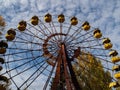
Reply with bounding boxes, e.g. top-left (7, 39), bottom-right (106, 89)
top-left (39, 19), bottom-right (52, 34)
top-left (63, 44), bottom-right (82, 90)
top-left (51, 21), bottom-right (60, 40)
top-left (67, 58), bottom-right (82, 90)
top-left (43, 60), bottom-right (56, 90)
top-left (60, 23), bottom-right (63, 42)
top-left (27, 23), bottom-right (47, 37)
top-left (49, 23), bottom-right (58, 41)
top-left (63, 25), bottom-right (72, 42)
top-left (61, 44), bottom-right (73, 90)
top-left (51, 53), bottom-right (62, 90)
